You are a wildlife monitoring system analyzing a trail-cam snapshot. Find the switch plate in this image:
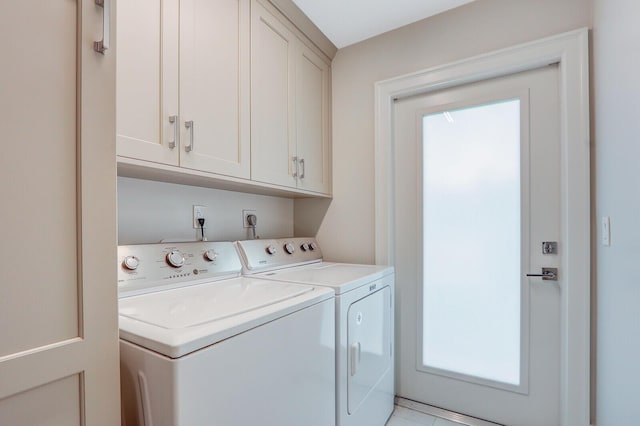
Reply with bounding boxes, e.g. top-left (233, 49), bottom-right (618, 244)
top-left (193, 205), bottom-right (206, 229)
top-left (242, 210), bottom-right (256, 228)
top-left (601, 216), bottom-right (610, 246)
